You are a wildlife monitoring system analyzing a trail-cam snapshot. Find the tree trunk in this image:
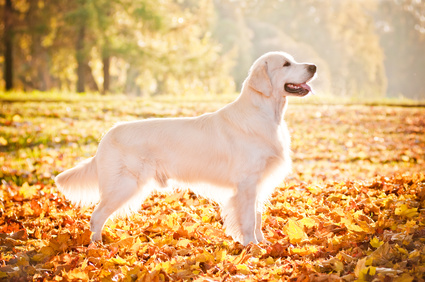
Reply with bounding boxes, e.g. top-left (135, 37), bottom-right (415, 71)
top-left (76, 25), bottom-right (86, 93)
top-left (84, 62), bottom-right (99, 92)
top-left (4, 0), bottom-right (13, 91)
top-left (102, 54), bottom-right (110, 95)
